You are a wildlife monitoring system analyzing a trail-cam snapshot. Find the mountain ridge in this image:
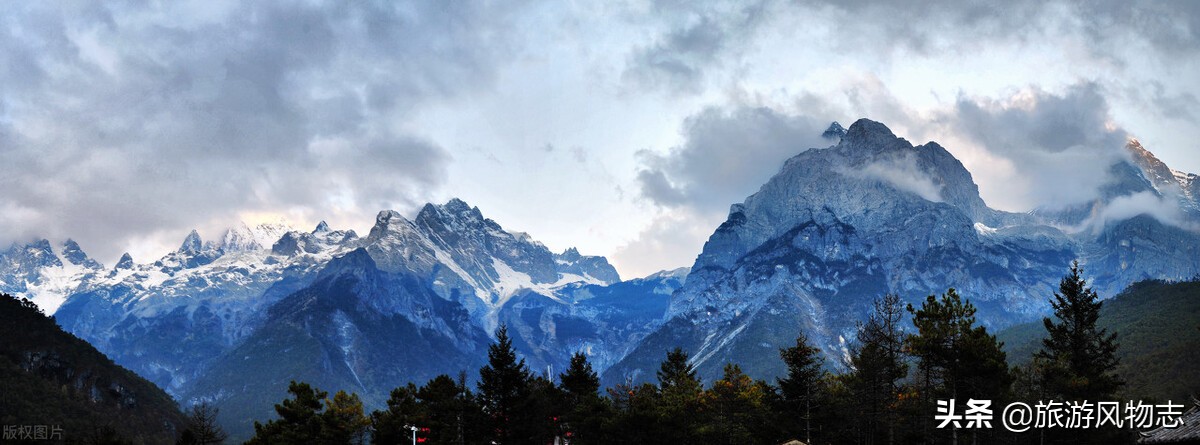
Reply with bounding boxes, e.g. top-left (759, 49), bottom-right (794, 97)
top-left (4, 117), bottom-right (1199, 434)
top-left (604, 118), bottom-right (1200, 384)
